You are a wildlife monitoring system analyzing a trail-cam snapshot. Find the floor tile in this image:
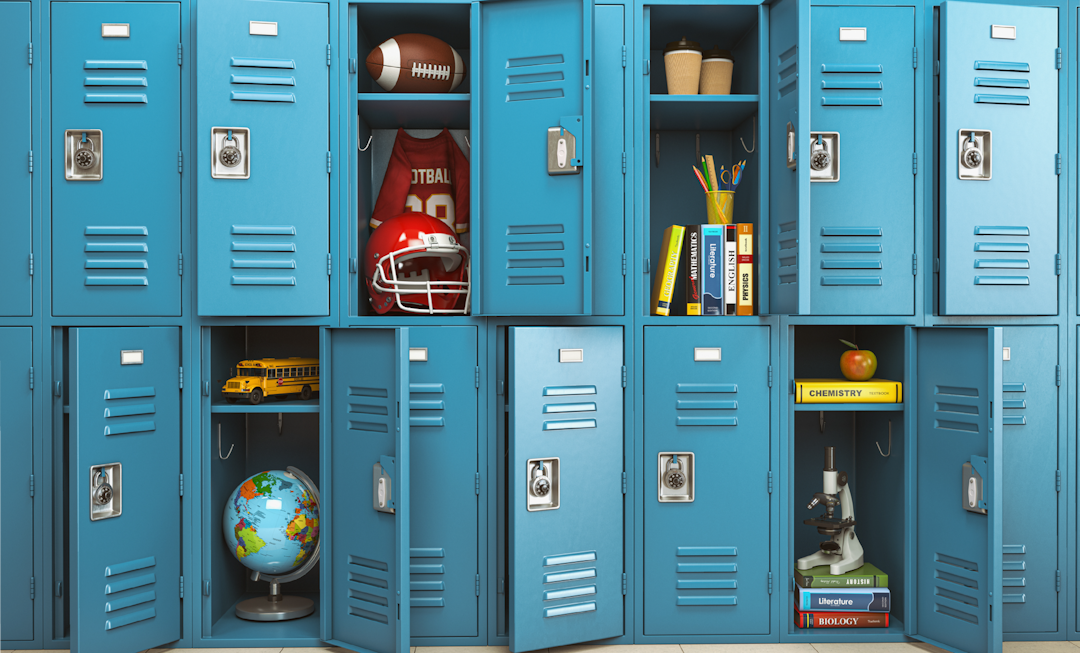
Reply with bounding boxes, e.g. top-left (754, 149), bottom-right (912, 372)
top-left (417, 647), bottom-right (513, 653)
top-left (683, 645), bottom-right (818, 653)
top-left (286, 647), bottom-right (356, 653)
top-left (555, 645), bottom-right (679, 653)
top-left (810, 644), bottom-right (946, 653)
top-left (1004, 644), bottom-right (1080, 653)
